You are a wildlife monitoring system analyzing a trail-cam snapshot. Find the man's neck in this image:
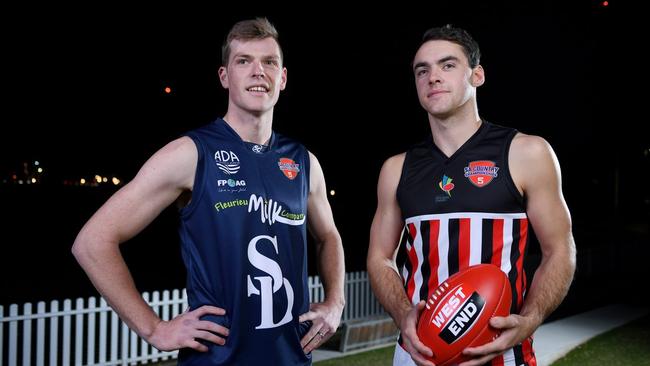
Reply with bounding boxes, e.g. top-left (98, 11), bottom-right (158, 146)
top-left (222, 110), bottom-right (273, 145)
top-left (428, 108), bottom-right (481, 157)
